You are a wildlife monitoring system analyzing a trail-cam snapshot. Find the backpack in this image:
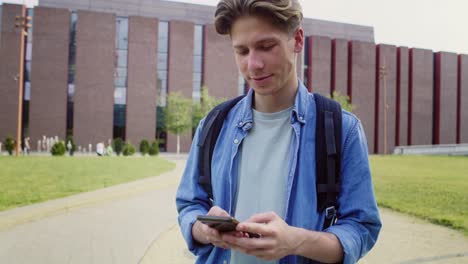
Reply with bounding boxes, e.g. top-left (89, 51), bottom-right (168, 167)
top-left (197, 93), bottom-right (342, 230)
